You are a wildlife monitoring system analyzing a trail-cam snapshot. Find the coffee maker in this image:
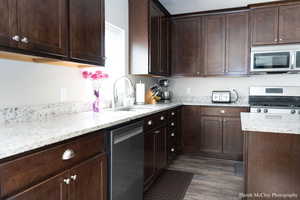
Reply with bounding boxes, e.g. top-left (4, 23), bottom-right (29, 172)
top-left (159, 79), bottom-right (171, 103)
